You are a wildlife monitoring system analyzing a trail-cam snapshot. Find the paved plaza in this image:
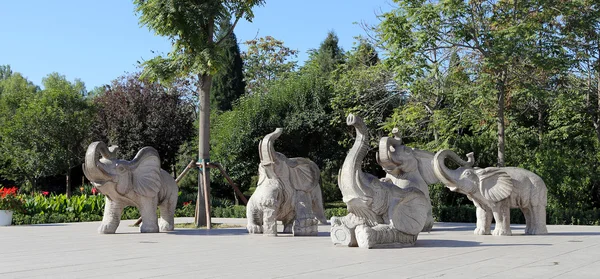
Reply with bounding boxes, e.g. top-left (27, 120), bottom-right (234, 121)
top-left (1, 218), bottom-right (600, 278)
